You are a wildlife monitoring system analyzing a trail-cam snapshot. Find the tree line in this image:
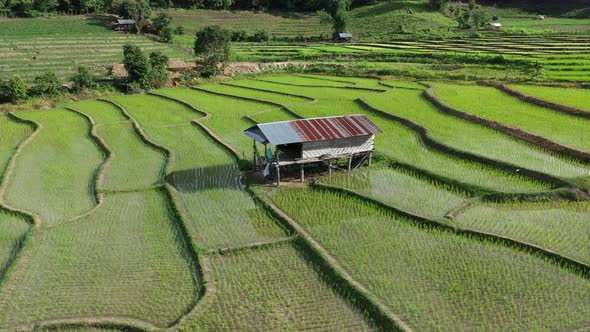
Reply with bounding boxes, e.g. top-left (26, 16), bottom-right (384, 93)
top-left (0, 0), bottom-right (375, 17)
